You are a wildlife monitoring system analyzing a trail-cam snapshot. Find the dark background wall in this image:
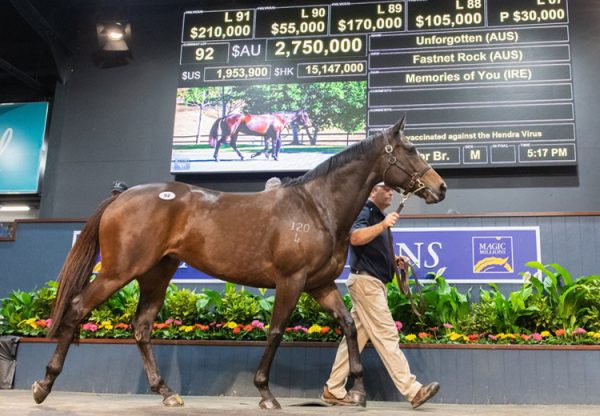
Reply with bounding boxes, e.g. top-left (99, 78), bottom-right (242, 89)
top-left (1, 1), bottom-right (598, 218)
